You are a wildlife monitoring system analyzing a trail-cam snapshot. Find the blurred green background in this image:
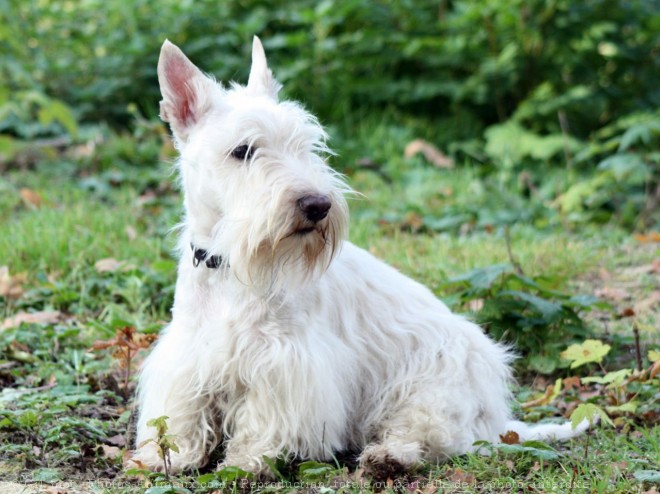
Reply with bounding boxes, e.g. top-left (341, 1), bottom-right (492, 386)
top-left (1, 0), bottom-right (658, 229)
